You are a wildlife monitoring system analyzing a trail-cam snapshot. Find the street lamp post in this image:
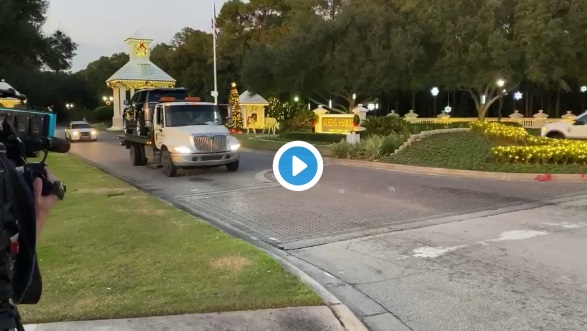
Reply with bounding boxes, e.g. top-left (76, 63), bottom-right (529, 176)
top-left (102, 96), bottom-right (113, 106)
top-left (513, 92), bottom-right (523, 113)
top-left (496, 79), bottom-right (506, 120)
top-left (580, 86), bottom-right (586, 111)
top-left (431, 87), bottom-right (439, 116)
